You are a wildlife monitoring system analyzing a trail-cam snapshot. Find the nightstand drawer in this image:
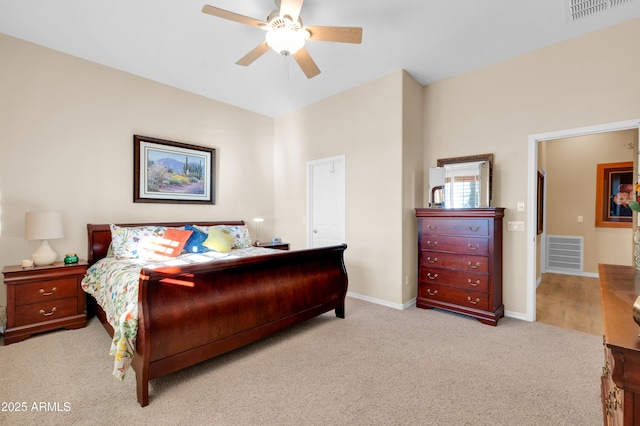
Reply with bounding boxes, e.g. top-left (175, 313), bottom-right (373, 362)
top-left (14, 297), bottom-right (78, 326)
top-left (13, 277), bottom-right (78, 305)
